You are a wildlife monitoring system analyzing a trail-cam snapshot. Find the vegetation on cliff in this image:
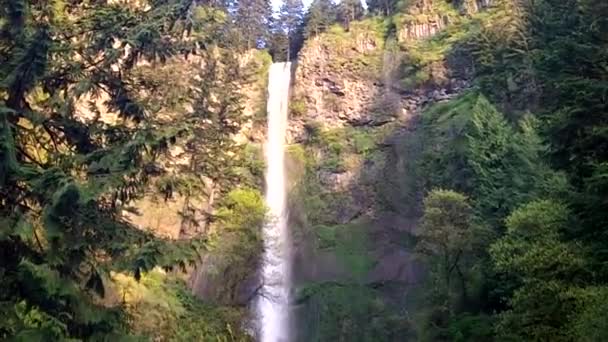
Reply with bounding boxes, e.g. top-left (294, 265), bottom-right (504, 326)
top-left (395, 0), bottom-right (608, 339)
top-left (292, 0), bottom-right (608, 340)
top-left (2, 0), bottom-right (608, 339)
